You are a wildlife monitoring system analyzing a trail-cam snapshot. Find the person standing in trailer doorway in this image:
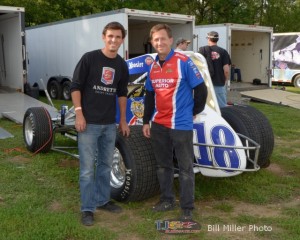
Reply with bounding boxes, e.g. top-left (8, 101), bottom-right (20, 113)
top-left (199, 31), bottom-right (231, 108)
